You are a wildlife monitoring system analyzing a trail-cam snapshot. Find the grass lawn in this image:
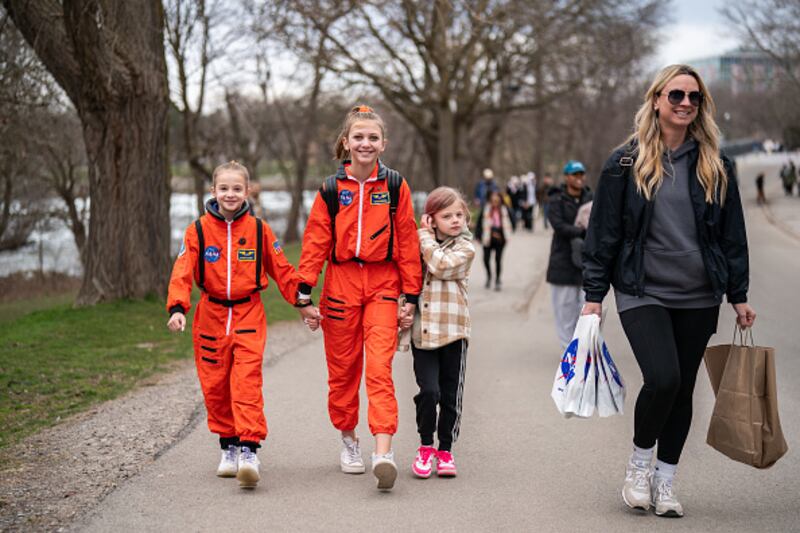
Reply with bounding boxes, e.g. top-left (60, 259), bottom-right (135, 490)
top-left (0, 242), bottom-right (320, 452)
